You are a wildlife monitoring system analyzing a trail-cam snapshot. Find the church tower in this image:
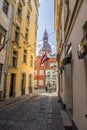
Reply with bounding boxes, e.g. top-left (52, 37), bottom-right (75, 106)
top-left (34, 29), bottom-right (57, 90)
top-left (39, 29), bottom-right (51, 56)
